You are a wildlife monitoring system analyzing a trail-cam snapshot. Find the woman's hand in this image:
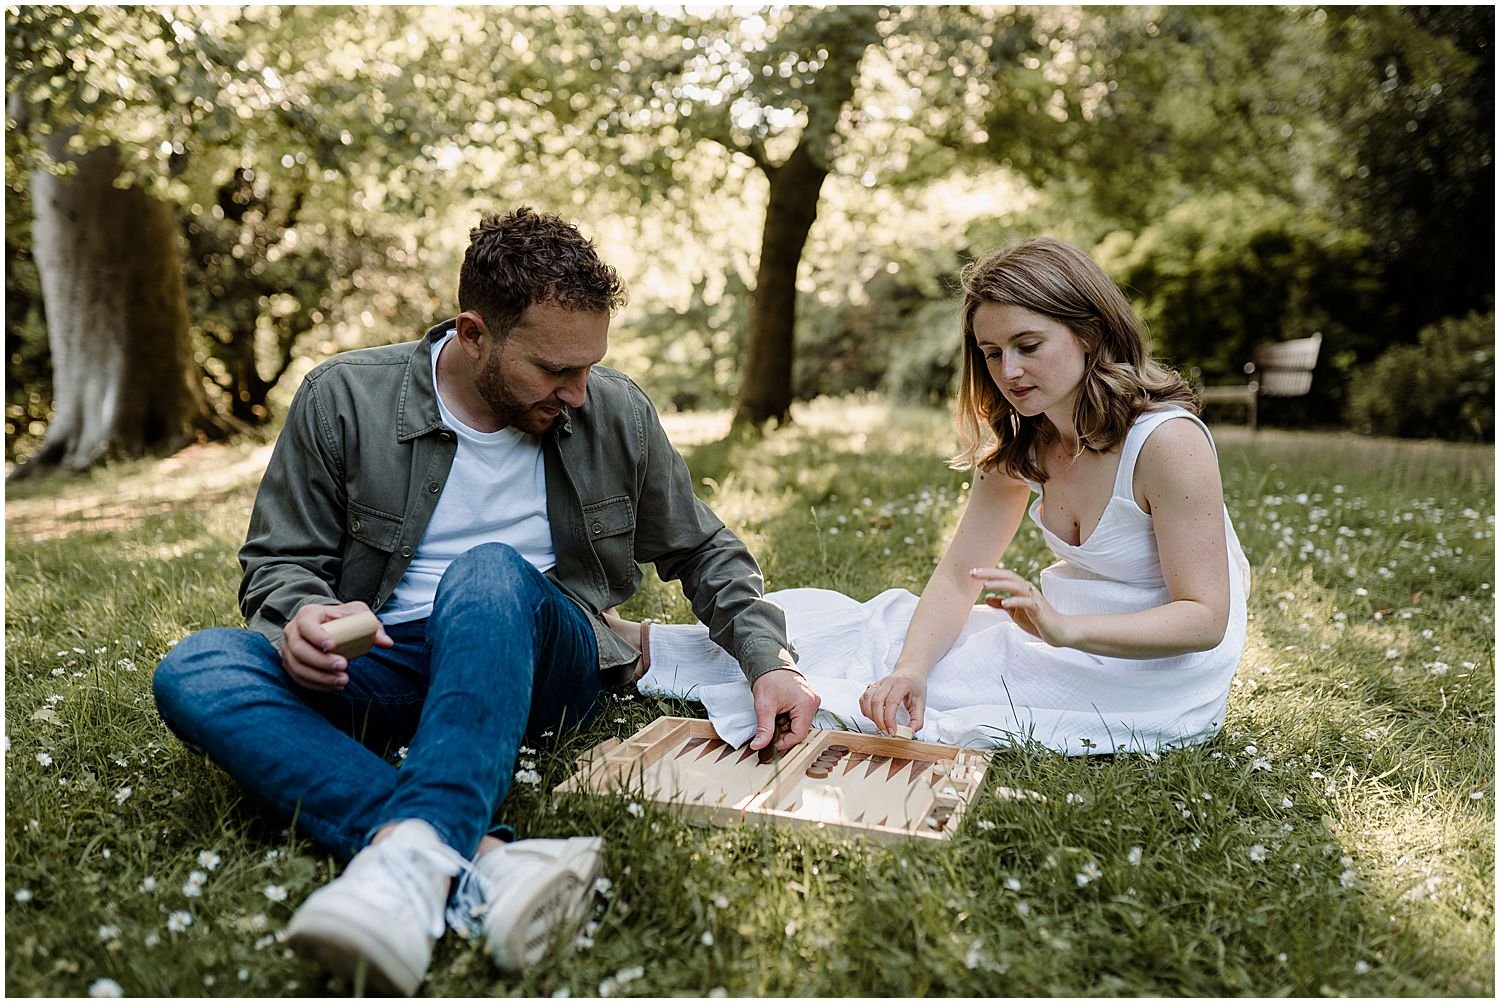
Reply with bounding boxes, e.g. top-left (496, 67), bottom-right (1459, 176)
top-left (860, 668), bottom-right (928, 736)
top-left (970, 568), bottom-right (1073, 647)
